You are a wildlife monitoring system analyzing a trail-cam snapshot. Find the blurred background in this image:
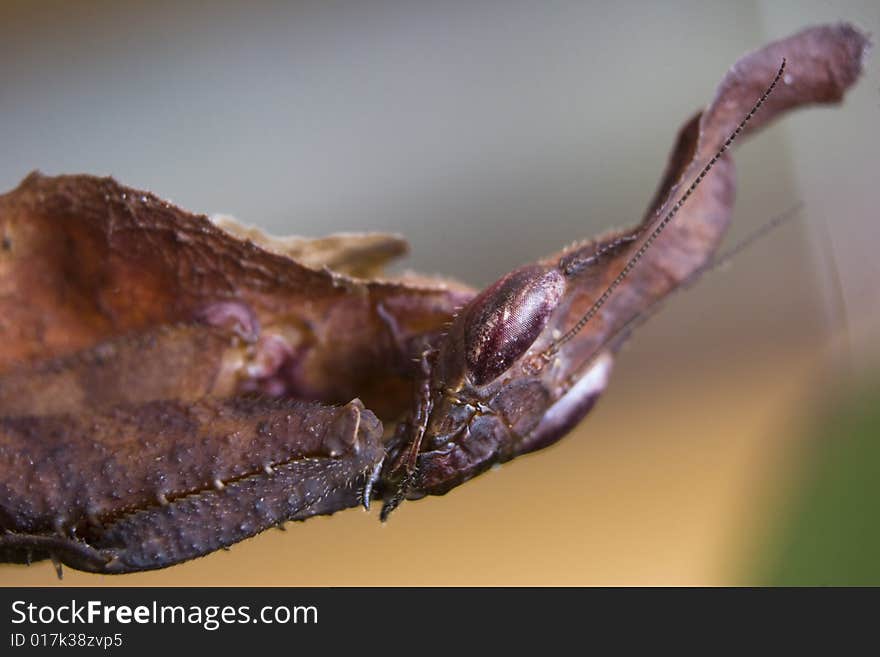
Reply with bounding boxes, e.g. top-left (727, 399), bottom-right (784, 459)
top-left (0, 0), bottom-right (877, 585)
